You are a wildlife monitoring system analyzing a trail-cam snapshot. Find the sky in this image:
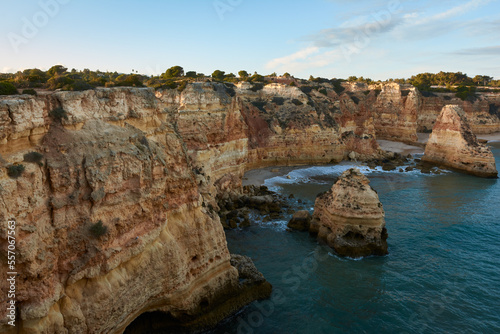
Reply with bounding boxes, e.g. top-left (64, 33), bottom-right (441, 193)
top-left (0, 0), bottom-right (499, 80)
